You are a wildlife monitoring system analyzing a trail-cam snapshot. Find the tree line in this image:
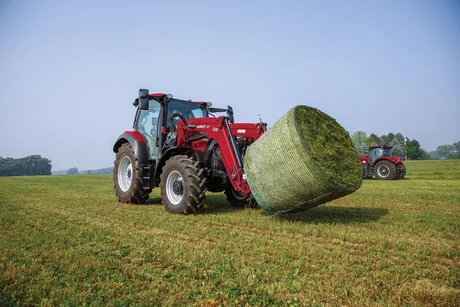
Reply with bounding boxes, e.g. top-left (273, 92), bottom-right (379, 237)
top-left (52, 167), bottom-right (114, 175)
top-left (67, 167), bottom-right (113, 175)
top-left (350, 131), bottom-right (459, 160)
top-left (0, 155), bottom-right (52, 176)
top-left (436, 142), bottom-right (460, 159)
